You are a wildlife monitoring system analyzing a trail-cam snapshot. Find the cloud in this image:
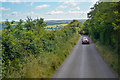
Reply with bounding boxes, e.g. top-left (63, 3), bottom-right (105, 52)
top-left (9, 0), bottom-right (21, 3)
top-left (64, 1), bottom-right (77, 6)
top-left (74, 7), bottom-right (80, 10)
top-left (1, 0), bottom-right (6, 2)
top-left (0, 7), bottom-right (11, 11)
top-left (35, 4), bottom-right (50, 9)
top-left (47, 11), bottom-right (64, 15)
top-left (68, 11), bottom-right (88, 14)
top-left (12, 11), bottom-right (18, 15)
top-left (57, 5), bottom-right (68, 9)
top-left (89, 1), bottom-right (98, 9)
